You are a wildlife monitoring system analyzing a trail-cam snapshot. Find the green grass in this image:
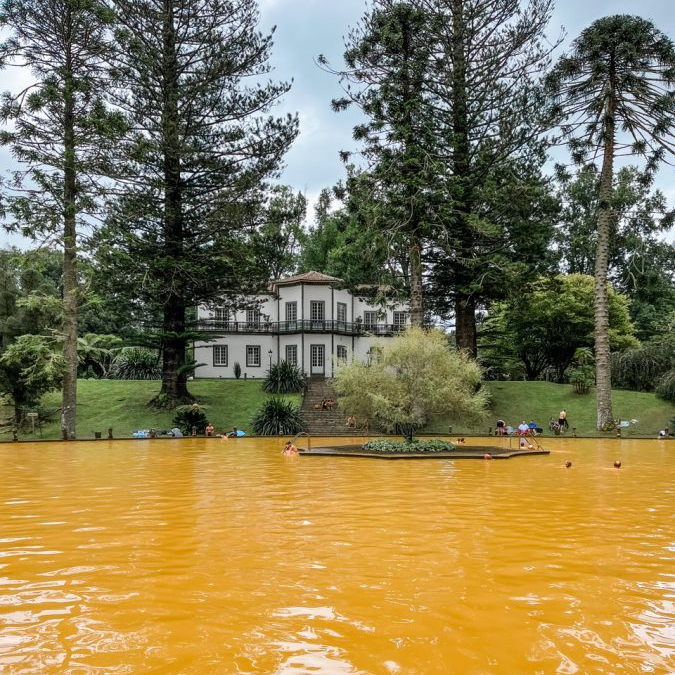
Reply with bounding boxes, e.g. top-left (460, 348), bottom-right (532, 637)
top-left (2, 379), bottom-right (672, 441)
top-left (1, 379), bottom-right (300, 441)
top-left (428, 381), bottom-right (674, 438)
